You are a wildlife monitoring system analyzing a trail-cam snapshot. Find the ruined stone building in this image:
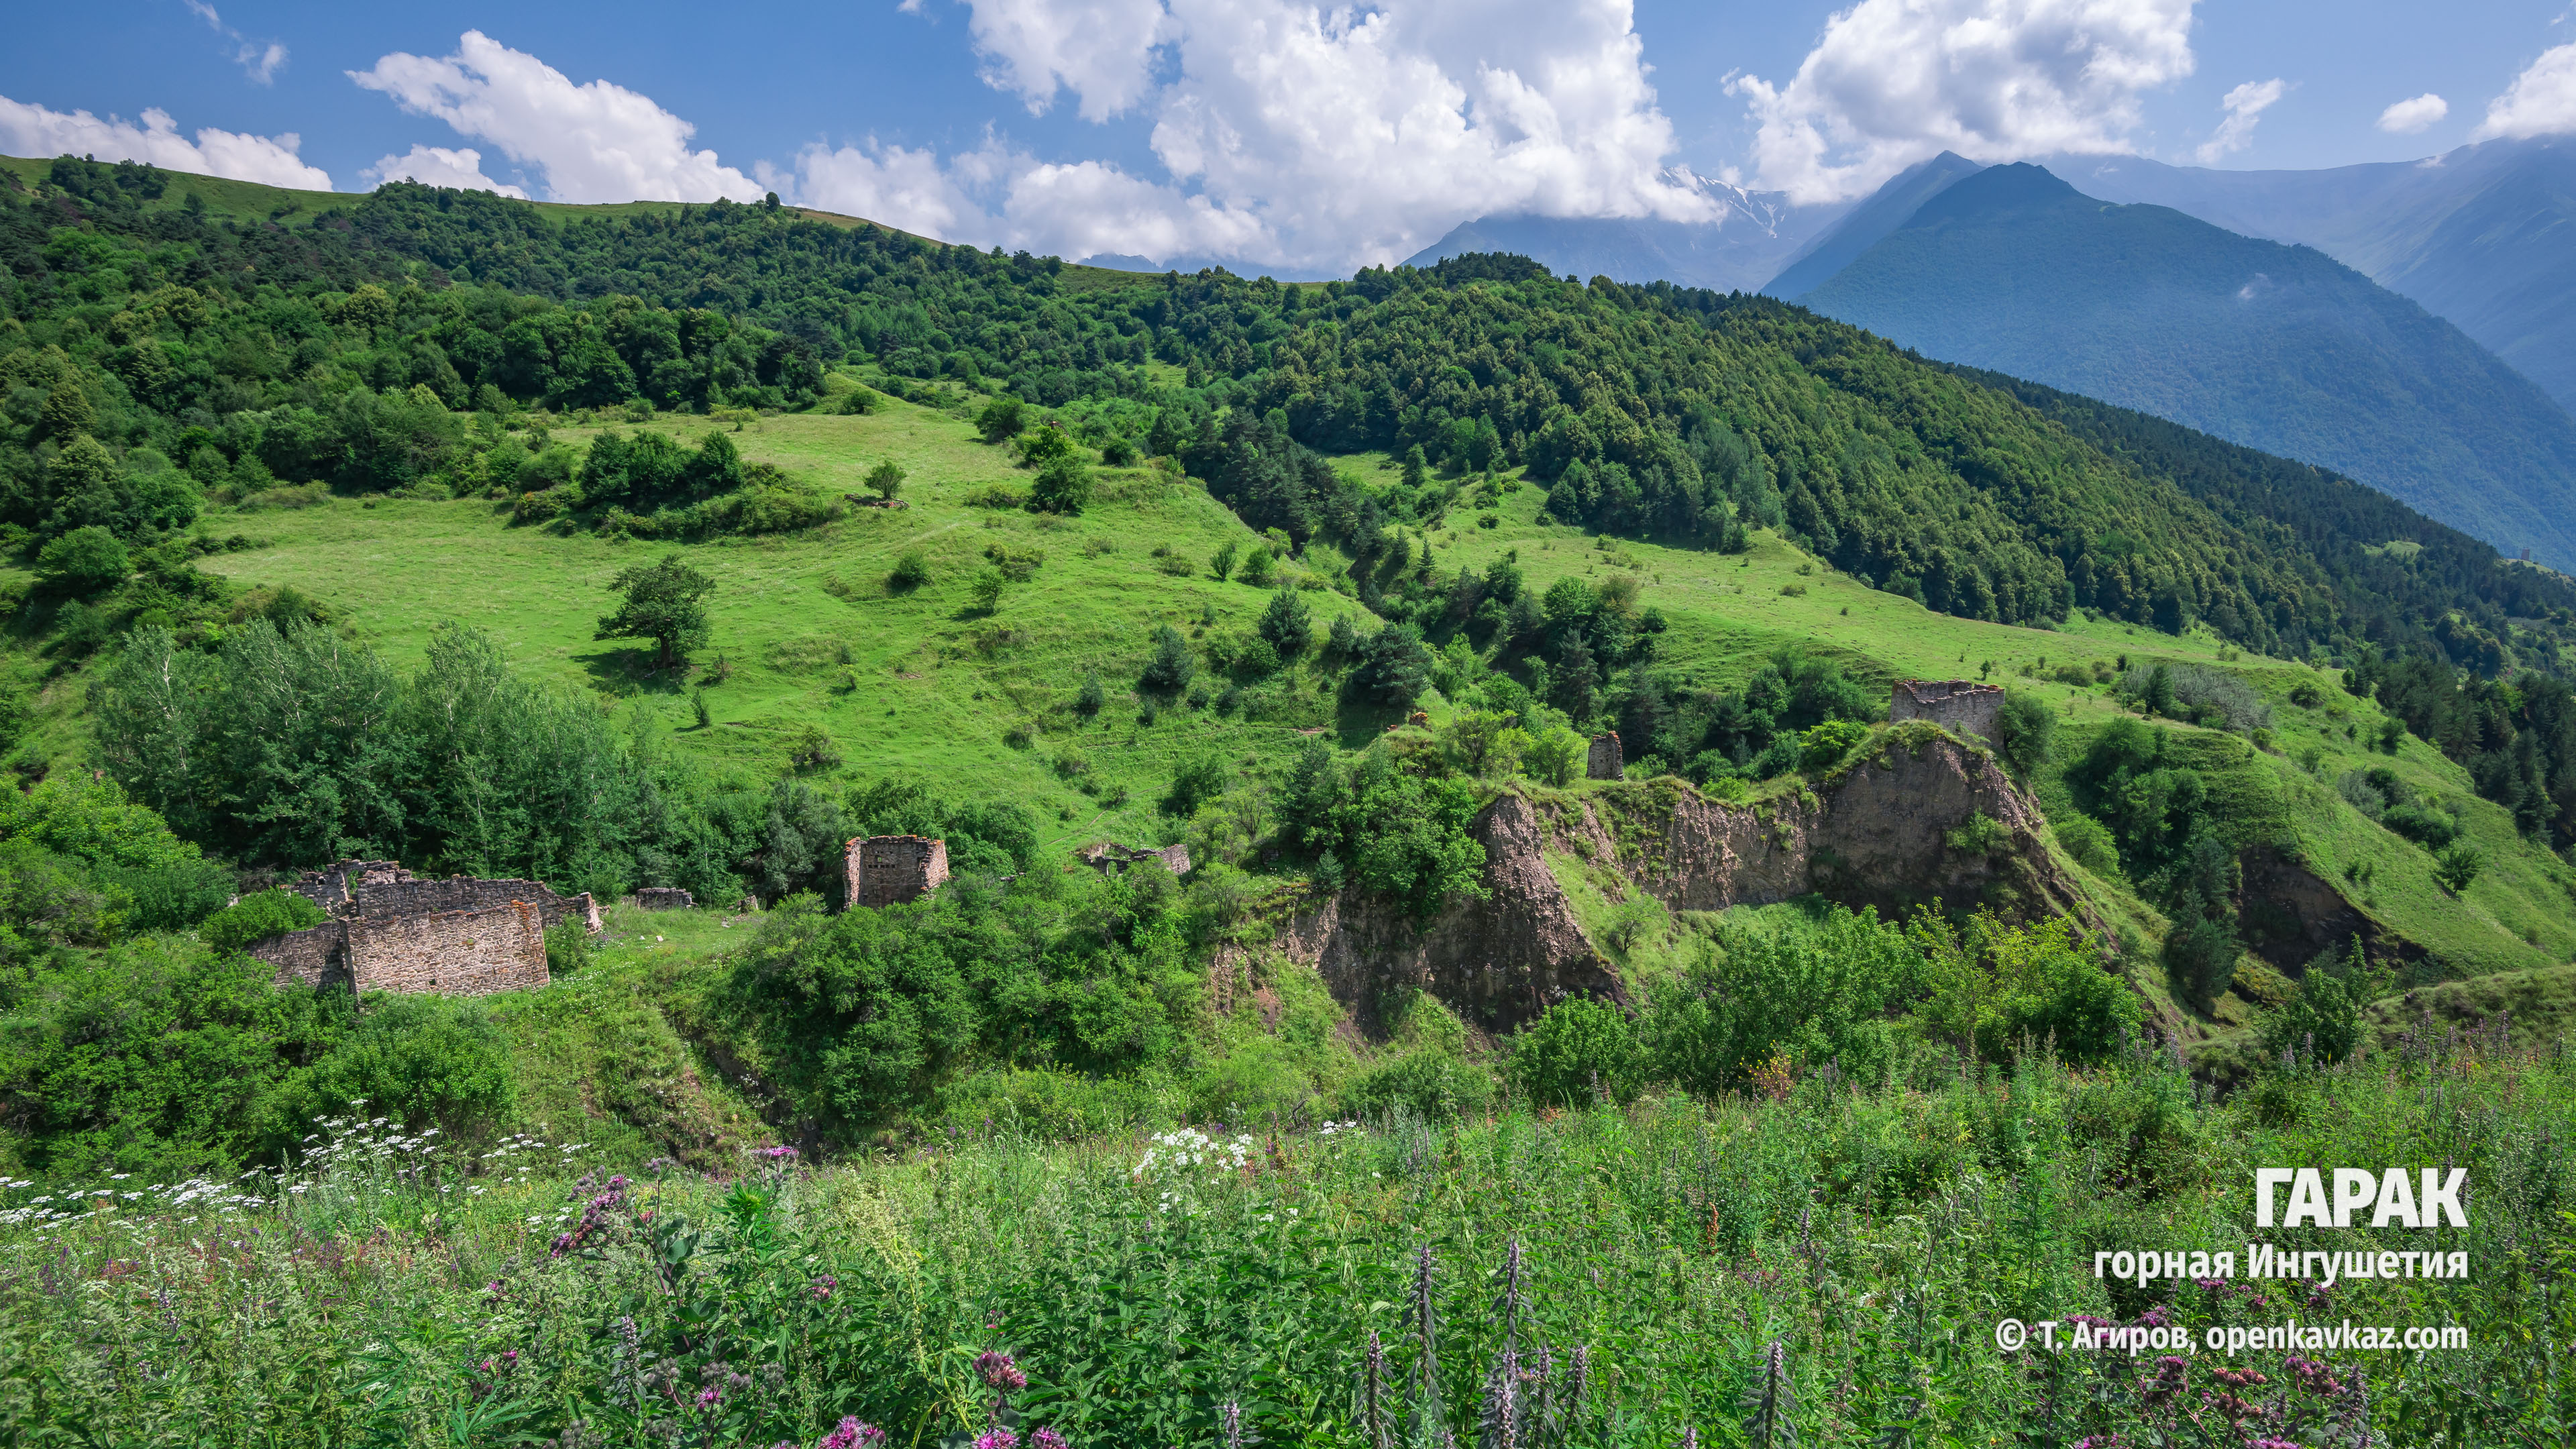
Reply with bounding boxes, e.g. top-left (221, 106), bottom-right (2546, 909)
top-left (256, 861), bottom-right (600, 998)
top-left (847, 835), bottom-right (949, 908)
top-left (1079, 841), bottom-right (1192, 876)
top-left (1890, 680), bottom-right (2005, 744)
top-left (1587, 731), bottom-right (1624, 780)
